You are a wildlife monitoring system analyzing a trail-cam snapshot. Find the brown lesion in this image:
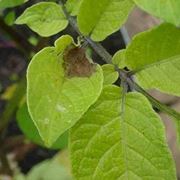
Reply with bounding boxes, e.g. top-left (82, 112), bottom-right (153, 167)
top-left (63, 46), bottom-right (96, 78)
